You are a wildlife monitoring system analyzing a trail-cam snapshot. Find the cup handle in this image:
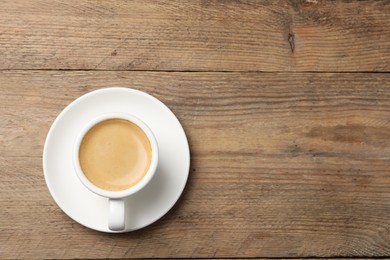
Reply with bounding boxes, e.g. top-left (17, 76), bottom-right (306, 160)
top-left (108, 198), bottom-right (125, 231)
